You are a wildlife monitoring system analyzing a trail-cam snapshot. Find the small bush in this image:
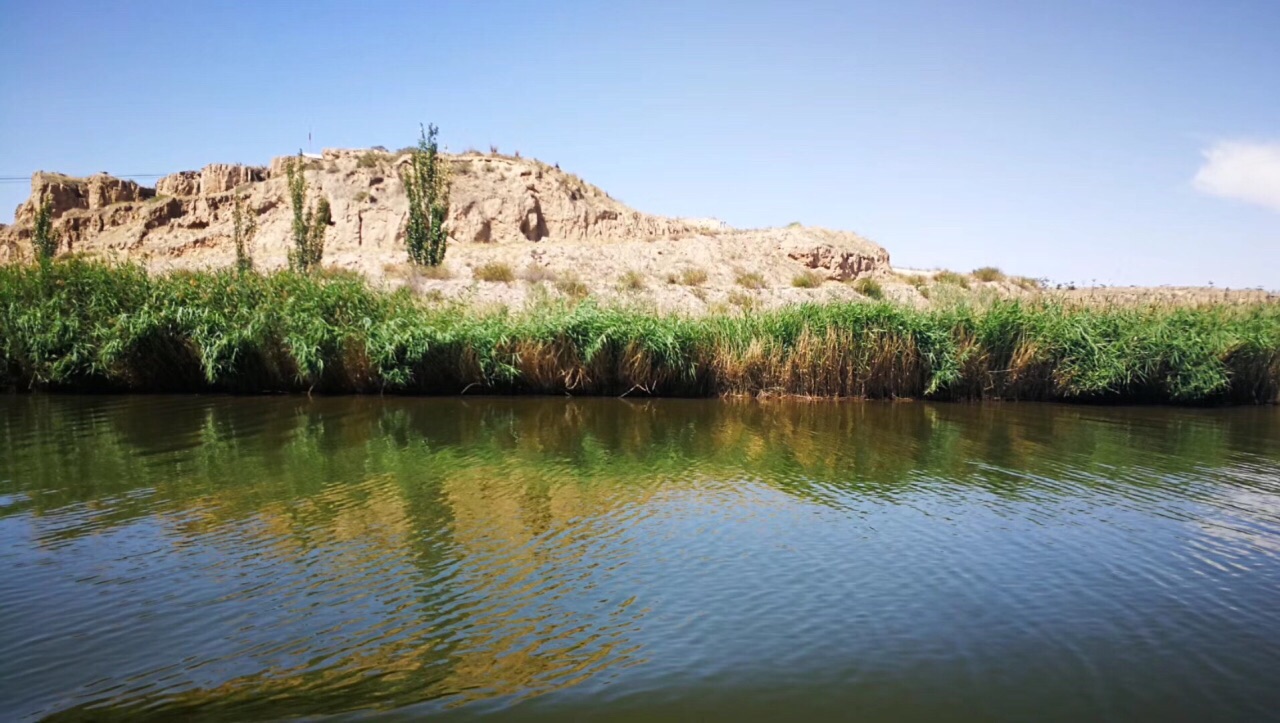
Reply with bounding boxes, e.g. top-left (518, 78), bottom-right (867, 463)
top-left (619, 270), bottom-right (647, 291)
top-left (474, 262), bottom-right (515, 283)
top-left (853, 277), bottom-right (884, 299)
top-left (555, 273), bottom-right (589, 299)
top-left (667, 267), bottom-right (708, 286)
top-left (356, 152), bottom-right (385, 169)
top-left (520, 264), bottom-right (557, 283)
top-left (934, 270), bottom-right (970, 289)
top-left (900, 274), bottom-right (927, 288)
top-left (419, 264), bottom-right (453, 280)
top-left (973, 266), bottom-right (1005, 282)
top-left (791, 271), bottom-right (822, 288)
top-left (727, 290), bottom-right (757, 310)
top-left (1013, 275), bottom-right (1044, 291)
top-left (786, 221), bottom-right (803, 229)
top-left (736, 271), bottom-right (766, 289)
